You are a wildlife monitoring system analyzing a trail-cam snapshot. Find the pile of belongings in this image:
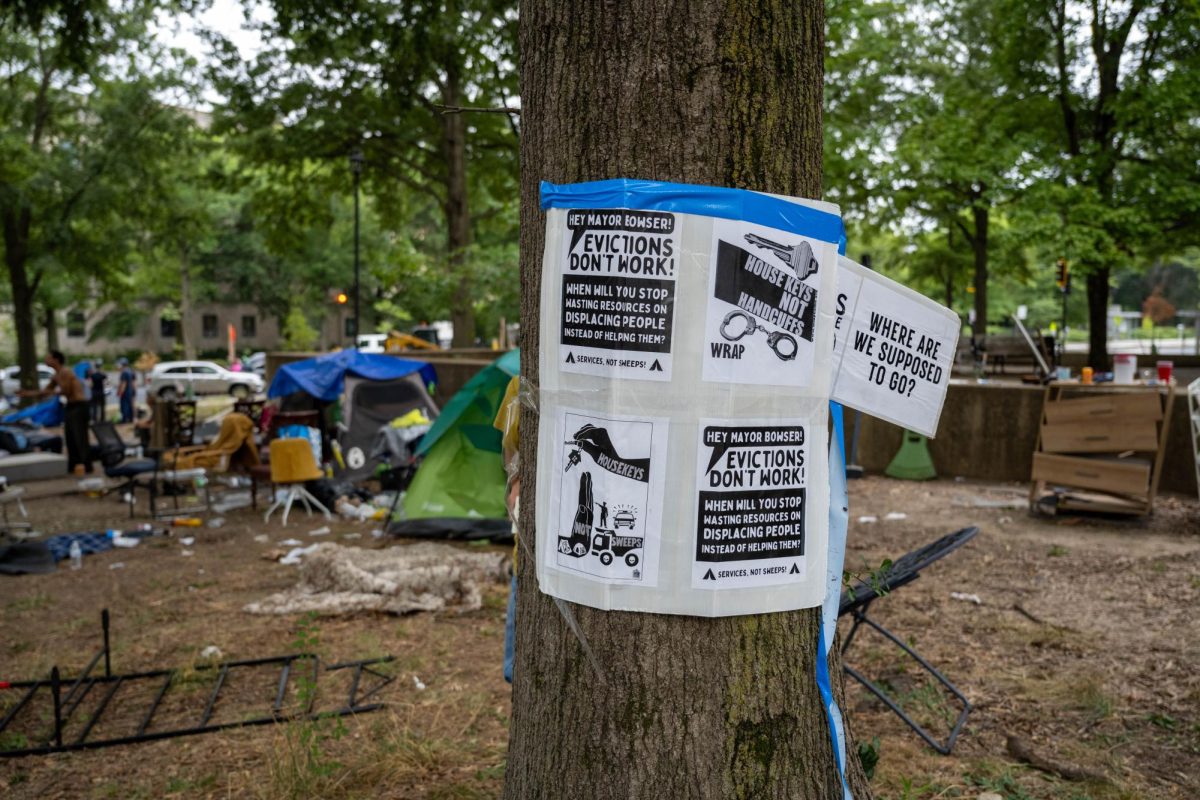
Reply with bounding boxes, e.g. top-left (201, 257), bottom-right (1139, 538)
top-left (245, 542), bottom-right (507, 616)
